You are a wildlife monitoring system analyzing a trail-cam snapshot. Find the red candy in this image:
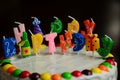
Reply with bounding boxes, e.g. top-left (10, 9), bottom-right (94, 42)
top-left (106, 59), bottom-right (115, 66)
top-left (20, 71), bottom-right (30, 78)
top-left (71, 70), bottom-right (82, 77)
